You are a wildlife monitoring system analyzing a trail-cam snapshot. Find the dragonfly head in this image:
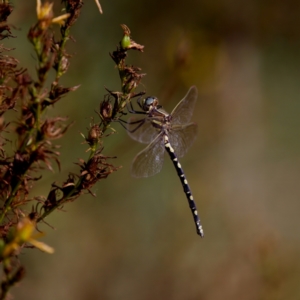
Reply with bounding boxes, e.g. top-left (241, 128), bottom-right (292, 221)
top-left (140, 96), bottom-right (159, 112)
